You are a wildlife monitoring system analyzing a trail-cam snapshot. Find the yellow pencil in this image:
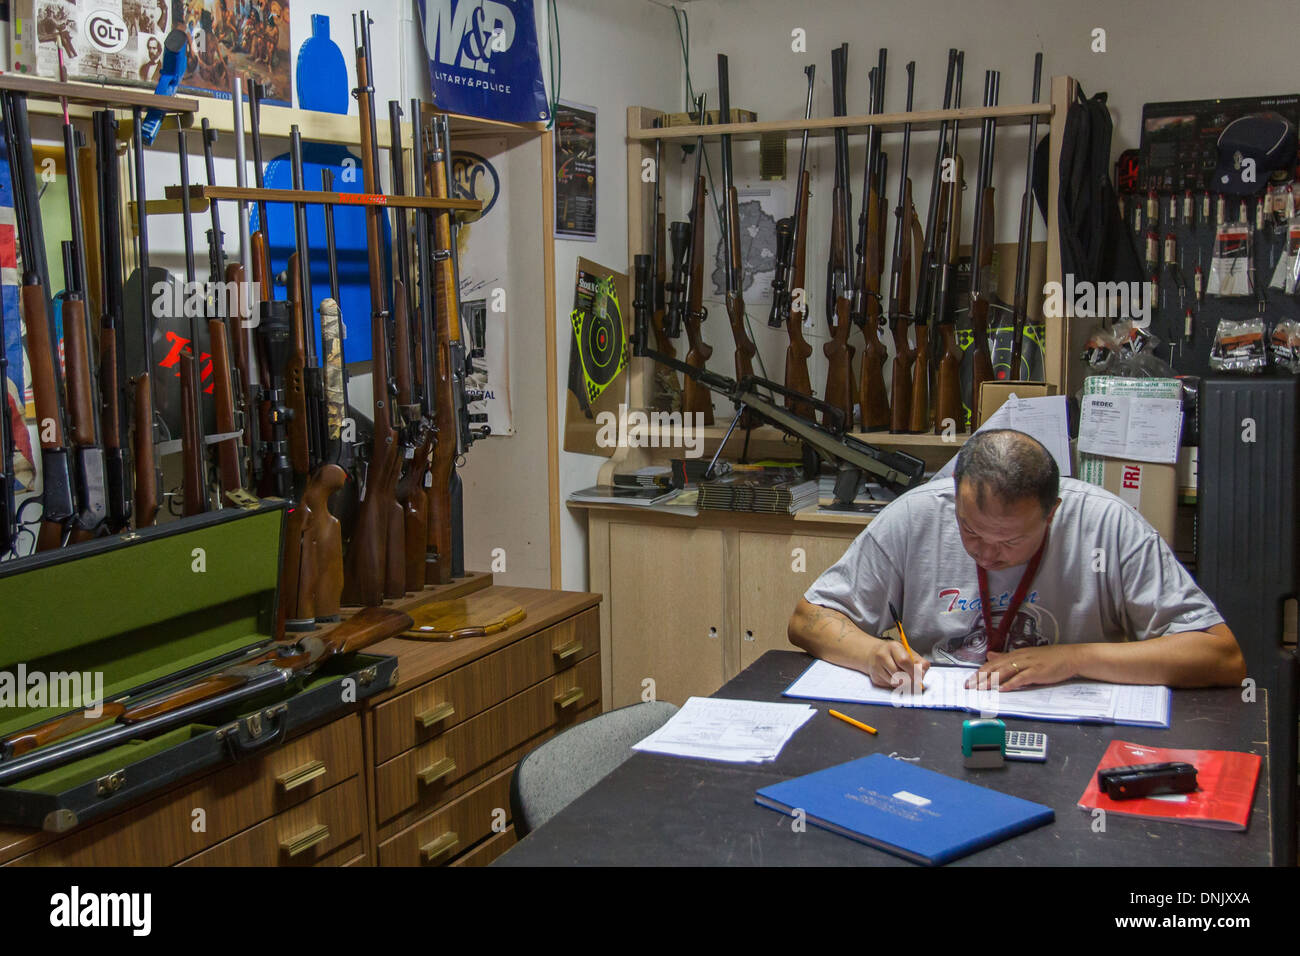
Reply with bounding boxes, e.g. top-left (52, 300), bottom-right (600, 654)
top-left (829, 709), bottom-right (878, 735)
top-left (888, 601), bottom-right (926, 692)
